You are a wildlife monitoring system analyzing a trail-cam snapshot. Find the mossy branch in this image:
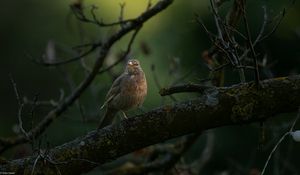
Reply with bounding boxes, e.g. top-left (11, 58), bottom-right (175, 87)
top-left (1, 75), bottom-right (300, 174)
